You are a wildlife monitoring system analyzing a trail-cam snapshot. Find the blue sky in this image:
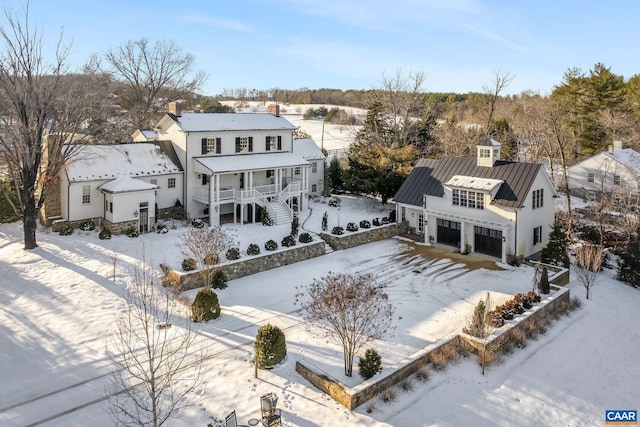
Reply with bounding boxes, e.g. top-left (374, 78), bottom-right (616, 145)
top-left (7, 0), bottom-right (640, 96)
